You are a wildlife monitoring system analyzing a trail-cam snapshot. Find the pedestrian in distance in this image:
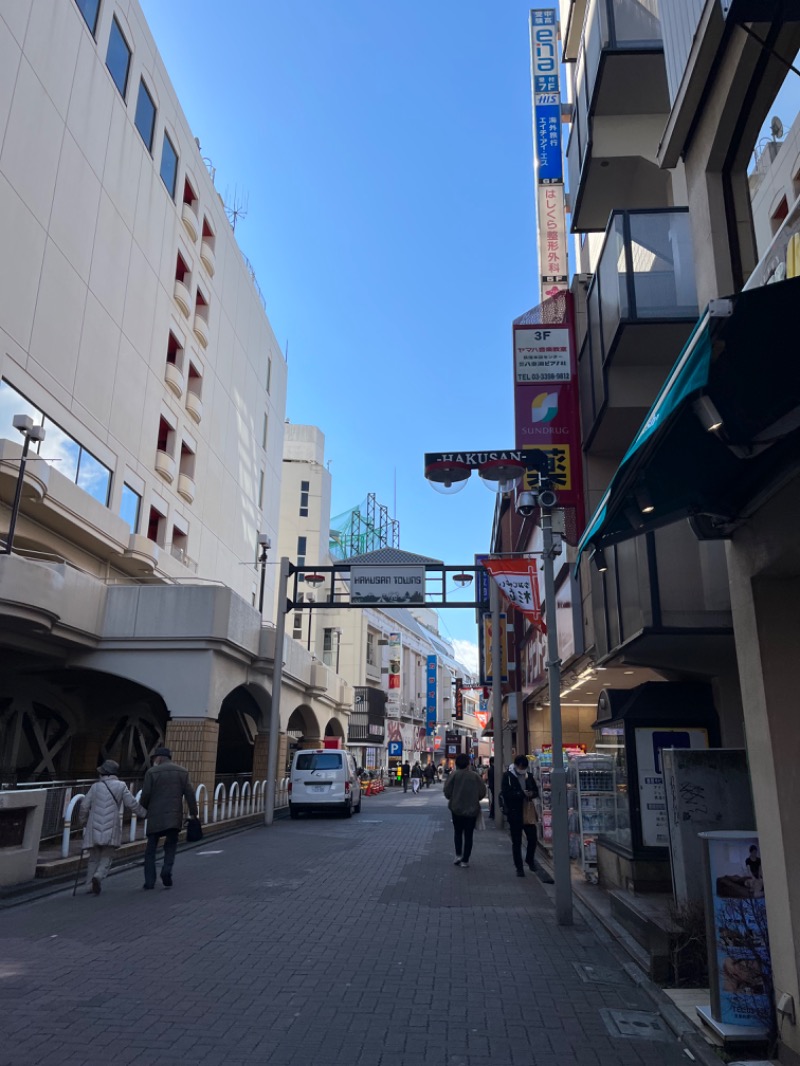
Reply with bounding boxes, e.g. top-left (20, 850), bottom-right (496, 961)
top-left (487, 756), bottom-right (495, 820)
top-left (140, 747), bottom-right (199, 890)
top-left (411, 761), bottom-right (423, 794)
top-left (444, 752), bottom-right (487, 868)
top-left (401, 760), bottom-right (411, 793)
top-left (424, 762), bottom-right (436, 788)
top-left (501, 755), bottom-right (540, 877)
top-left (78, 759), bottom-right (147, 896)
